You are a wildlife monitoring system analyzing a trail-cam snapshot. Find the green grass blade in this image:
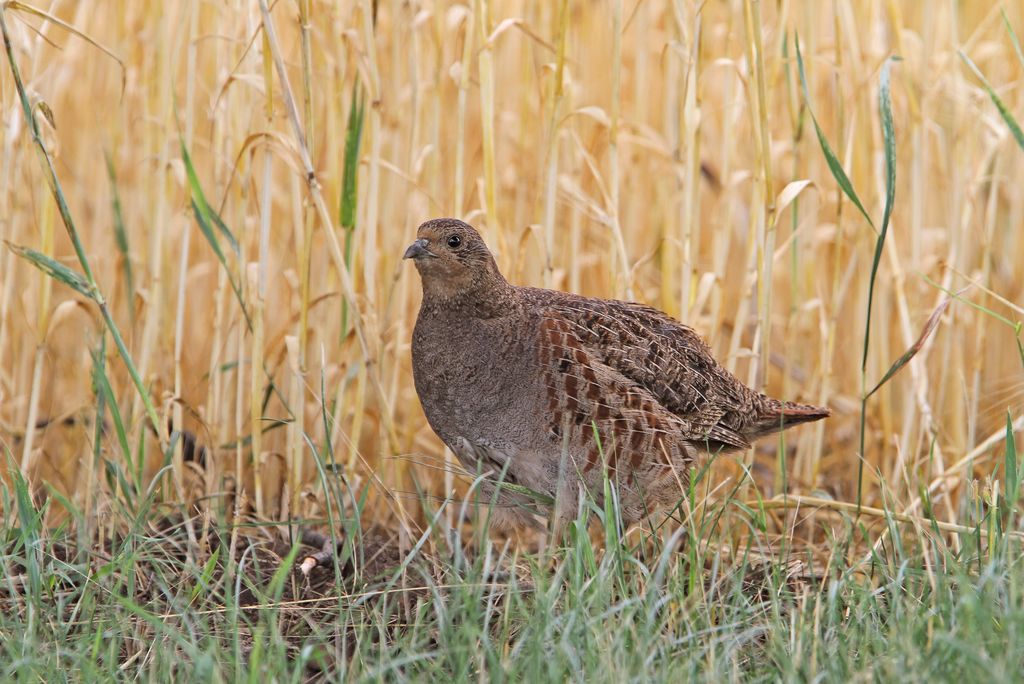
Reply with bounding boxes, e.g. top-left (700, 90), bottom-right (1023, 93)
top-left (91, 338), bottom-right (107, 487)
top-left (921, 274), bottom-right (1018, 329)
top-left (189, 547), bottom-right (221, 605)
top-left (180, 142), bottom-right (254, 332)
top-left (8, 460), bottom-right (43, 602)
top-left (181, 144), bottom-right (229, 266)
top-left (1002, 9), bottom-right (1024, 70)
top-left (855, 55), bottom-right (899, 515)
top-left (794, 34), bottom-right (876, 232)
top-left (1007, 413), bottom-right (1019, 513)
top-left (180, 143), bottom-right (240, 255)
top-left (189, 197), bottom-right (228, 265)
top-left (862, 56), bottom-right (899, 371)
top-left (339, 83), bottom-right (365, 340)
top-left (5, 241), bottom-right (94, 298)
top-left (866, 294), bottom-right (950, 399)
top-left (1017, 328), bottom-right (1024, 371)
top-left (90, 339), bottom-right (132, 464)
top-left (495, 481), bottom-right (555, 506)
top-left (105, 152), bottom-right (134, 327)
top-left (340, 82), bottom-right (365, 231)
top-left (959, 50), bottom-right (1024, 151)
